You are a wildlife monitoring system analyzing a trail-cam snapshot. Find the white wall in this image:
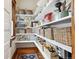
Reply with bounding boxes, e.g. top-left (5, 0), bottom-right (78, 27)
top-left (4, 0), bottom-right (16, 59)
